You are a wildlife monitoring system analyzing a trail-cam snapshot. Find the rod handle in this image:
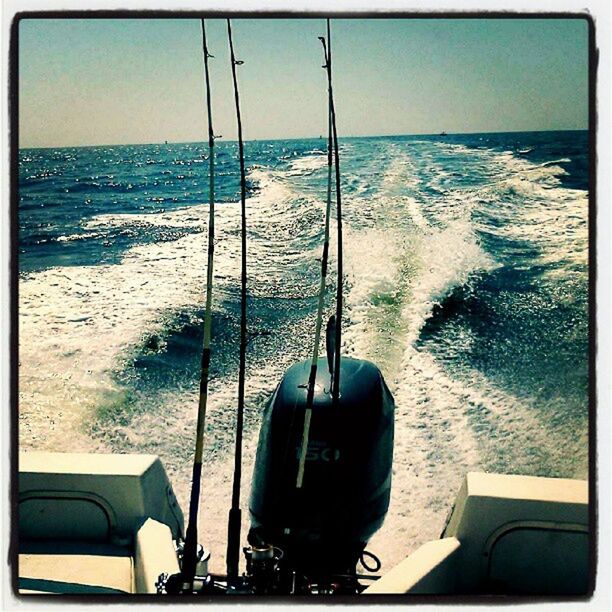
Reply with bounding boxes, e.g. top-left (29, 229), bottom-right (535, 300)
top-left (226, 507), bottom-right (242, 580)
